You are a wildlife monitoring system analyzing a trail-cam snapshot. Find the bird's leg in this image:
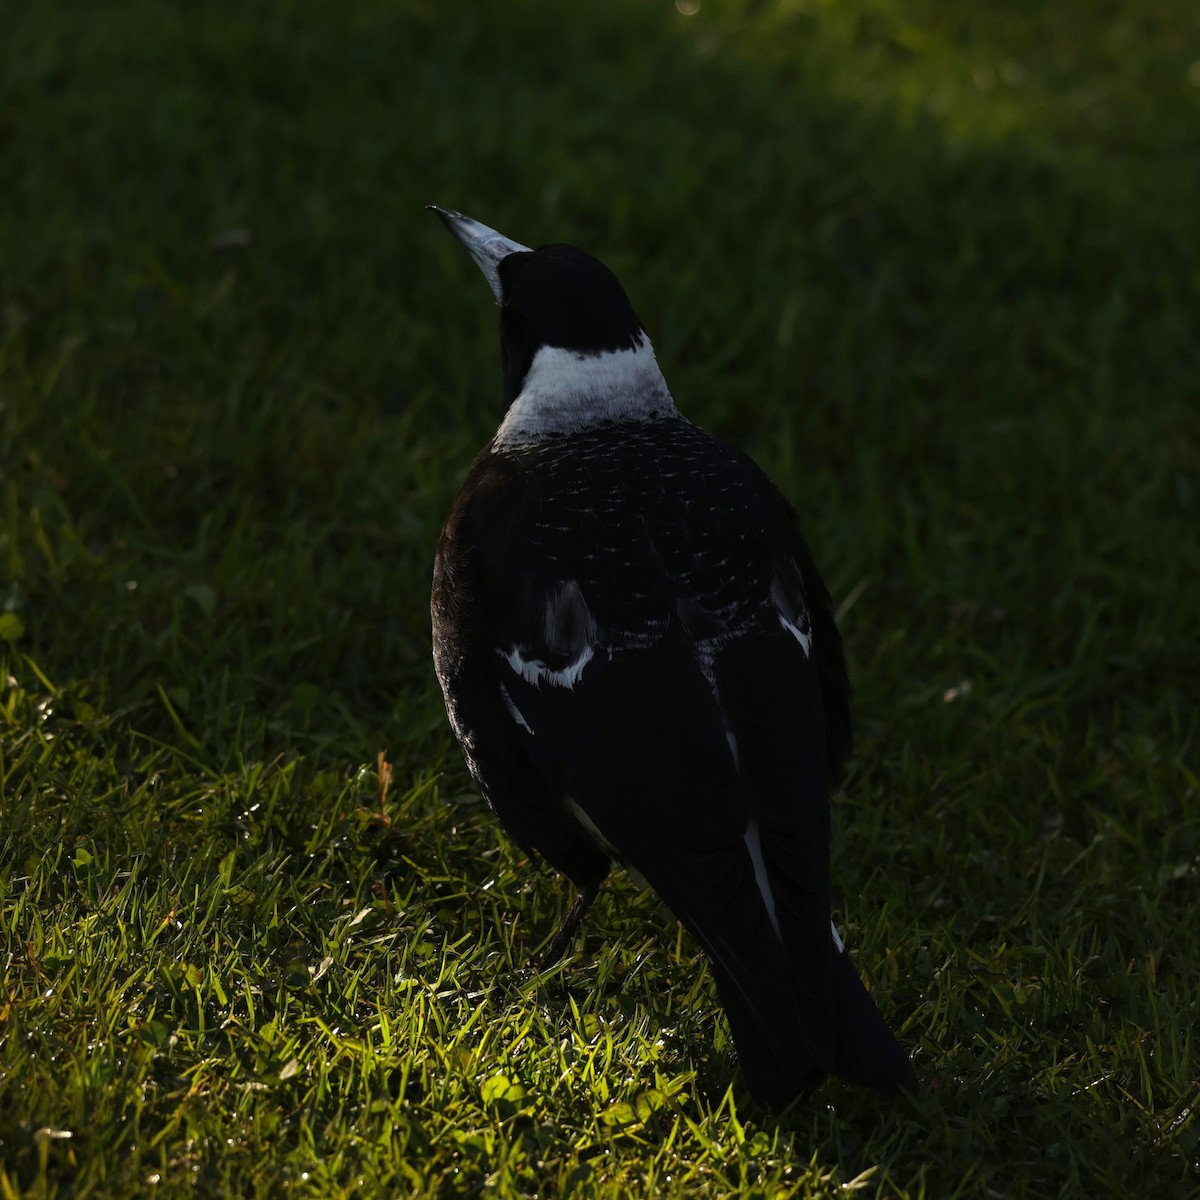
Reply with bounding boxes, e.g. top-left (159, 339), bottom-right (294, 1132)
top-left (536, 878), bottom-right (601, 971)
